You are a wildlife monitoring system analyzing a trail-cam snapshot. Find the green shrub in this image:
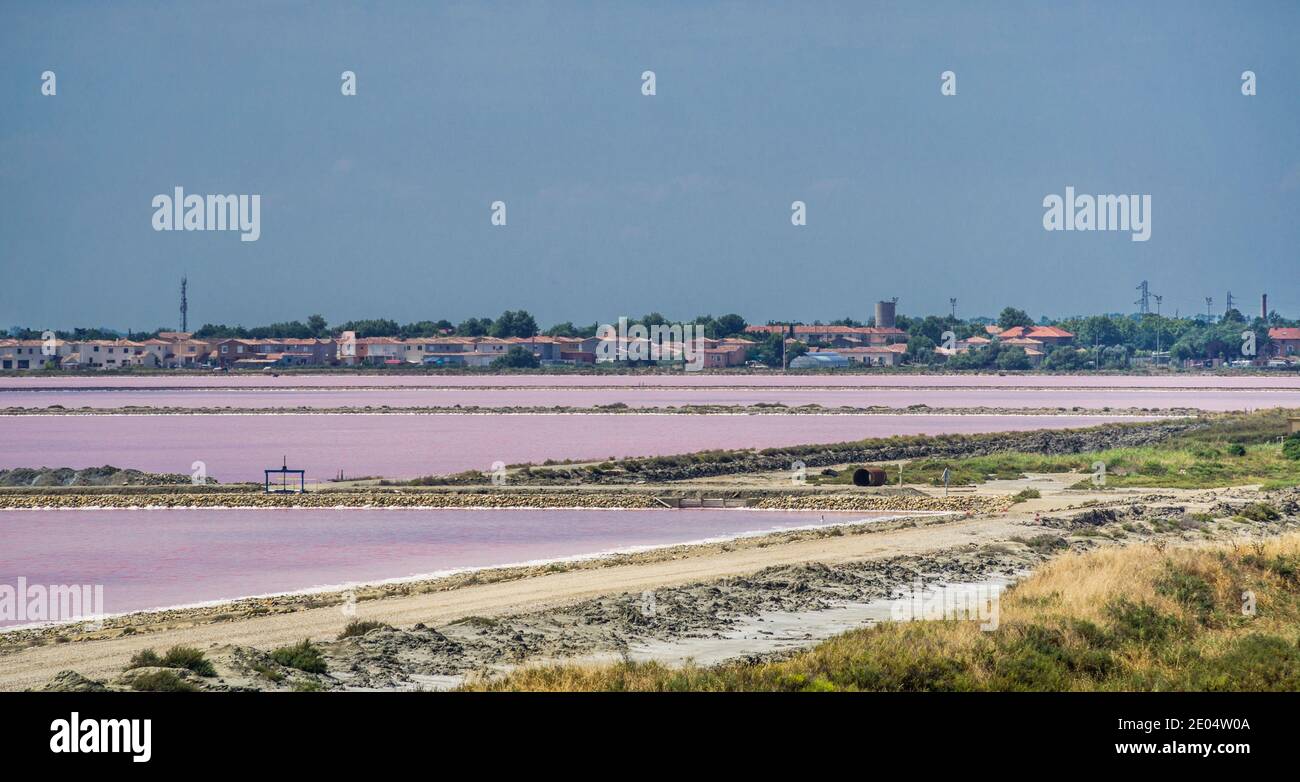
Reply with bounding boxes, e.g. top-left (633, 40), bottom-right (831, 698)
top-left (1013, 534), bottom-right (1069, 554)
top-left (125, 646), bottom-right (215, 677)
top-left (338, 620), bottom-right (389, 640)
top-left (1156, 566), bottom-right (1217, 622)
top-left (1283, 434), bottom-right (1300, 462)
top-left (1268, 554), bottom-right (1300, 585)
top-left (271, 639), bottom-right (327, 673)
top-left (1194, 634), bottom-right (1300, 690)
top-left (129, 669), bottom-right (198, 692)
top-left (161, 646), bottom-right (216, 677)
top-left (1226, 444), bottom-right (1247, 457)
top-left (1239, 503), bottom-right (1280, 523)
top-left (251, 662), bottom-right (284, 683)
top-left (126, 649), bottom-right (161, 669)
top-left (1106, 599), bottom-right (1183, 645)
top-left (1010, 488), bottom-right (1041, 503)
